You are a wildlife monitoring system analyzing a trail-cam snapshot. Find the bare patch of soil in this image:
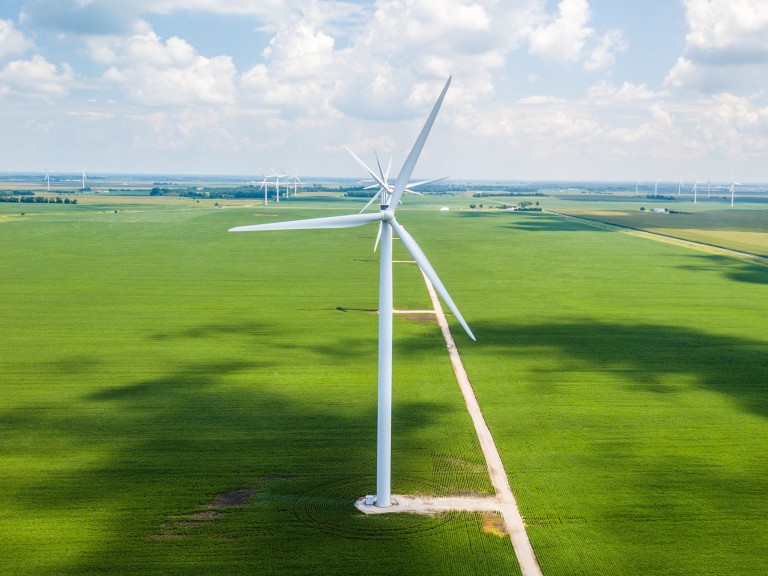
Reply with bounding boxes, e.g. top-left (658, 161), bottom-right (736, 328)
top-left (207, 487), bottom-right (257, 509)
top-left (482, 512), bottom-right (508, 537)
top-left (150, 486), bottom-right (258, 540)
